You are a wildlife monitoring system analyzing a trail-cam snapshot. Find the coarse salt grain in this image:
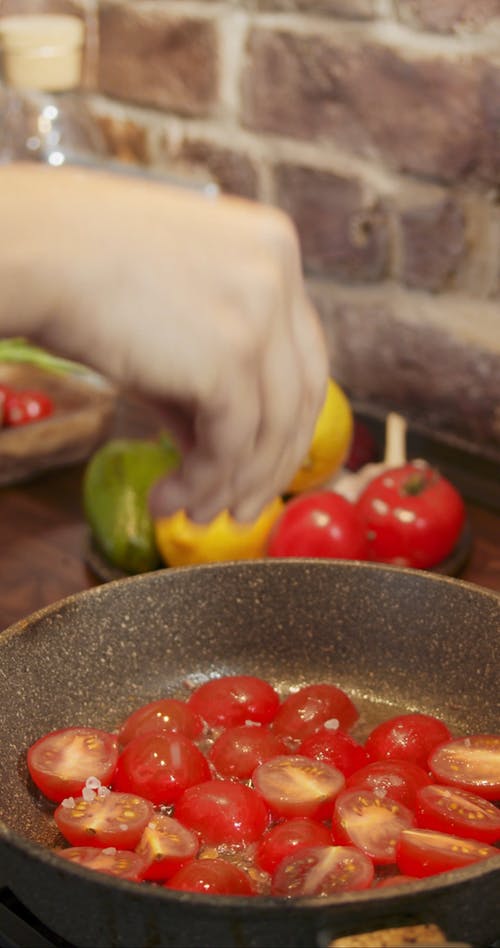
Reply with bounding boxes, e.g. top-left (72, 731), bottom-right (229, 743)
top-left (102, 847), bottom-right (117, 855)
top-left (61, 797), bottom-right (75, 808)
top-left (85, 776), bottom-right (101, 789)
top-left (323, 718), bottom-right (340, 731)
top-left (97, 786), bottom-right (110, 798)
top-left (82, 786), bottom-right (96, 802)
